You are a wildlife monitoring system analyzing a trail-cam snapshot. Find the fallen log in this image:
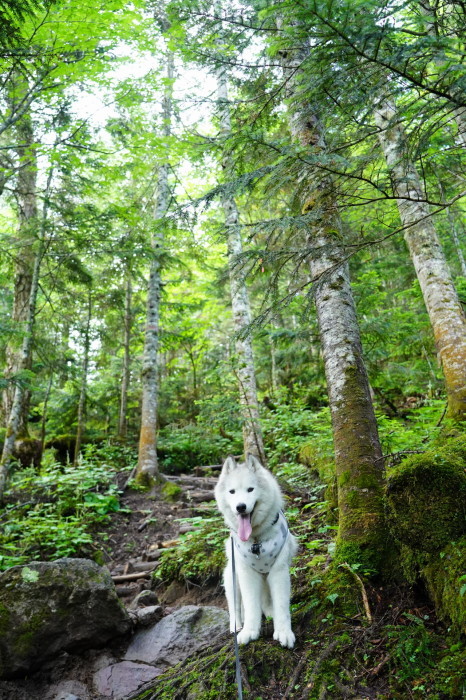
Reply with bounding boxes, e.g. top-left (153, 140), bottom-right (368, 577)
top-left (112, 571), bottom-right (154, 583)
